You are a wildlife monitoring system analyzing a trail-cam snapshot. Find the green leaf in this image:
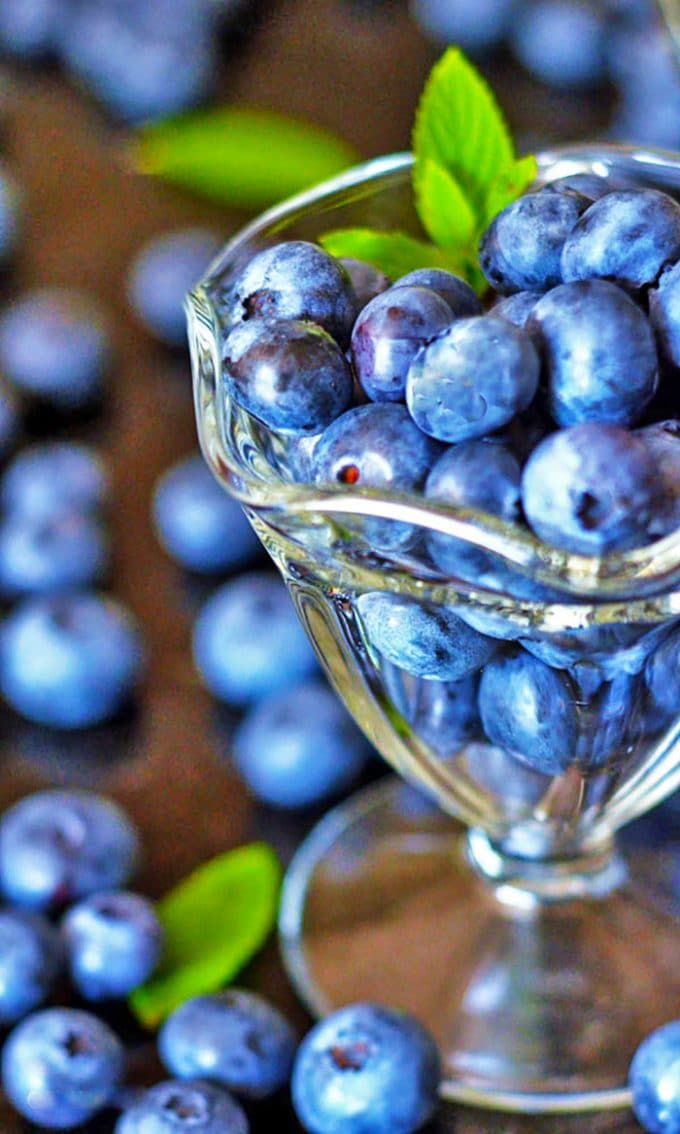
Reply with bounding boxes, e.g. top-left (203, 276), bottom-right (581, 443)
top-left (320, 227), bottom-right (468, 281)
top-left (415, 158), bottom-right (476, 250)
top-left (483, 154), bottom-right (539, 229)
top-left (132, 108), bottom-right (360, 209)
top-left (412, 47), bottom-right (515, 218)
top-left (128, 842), bottom-right (281, 1029)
